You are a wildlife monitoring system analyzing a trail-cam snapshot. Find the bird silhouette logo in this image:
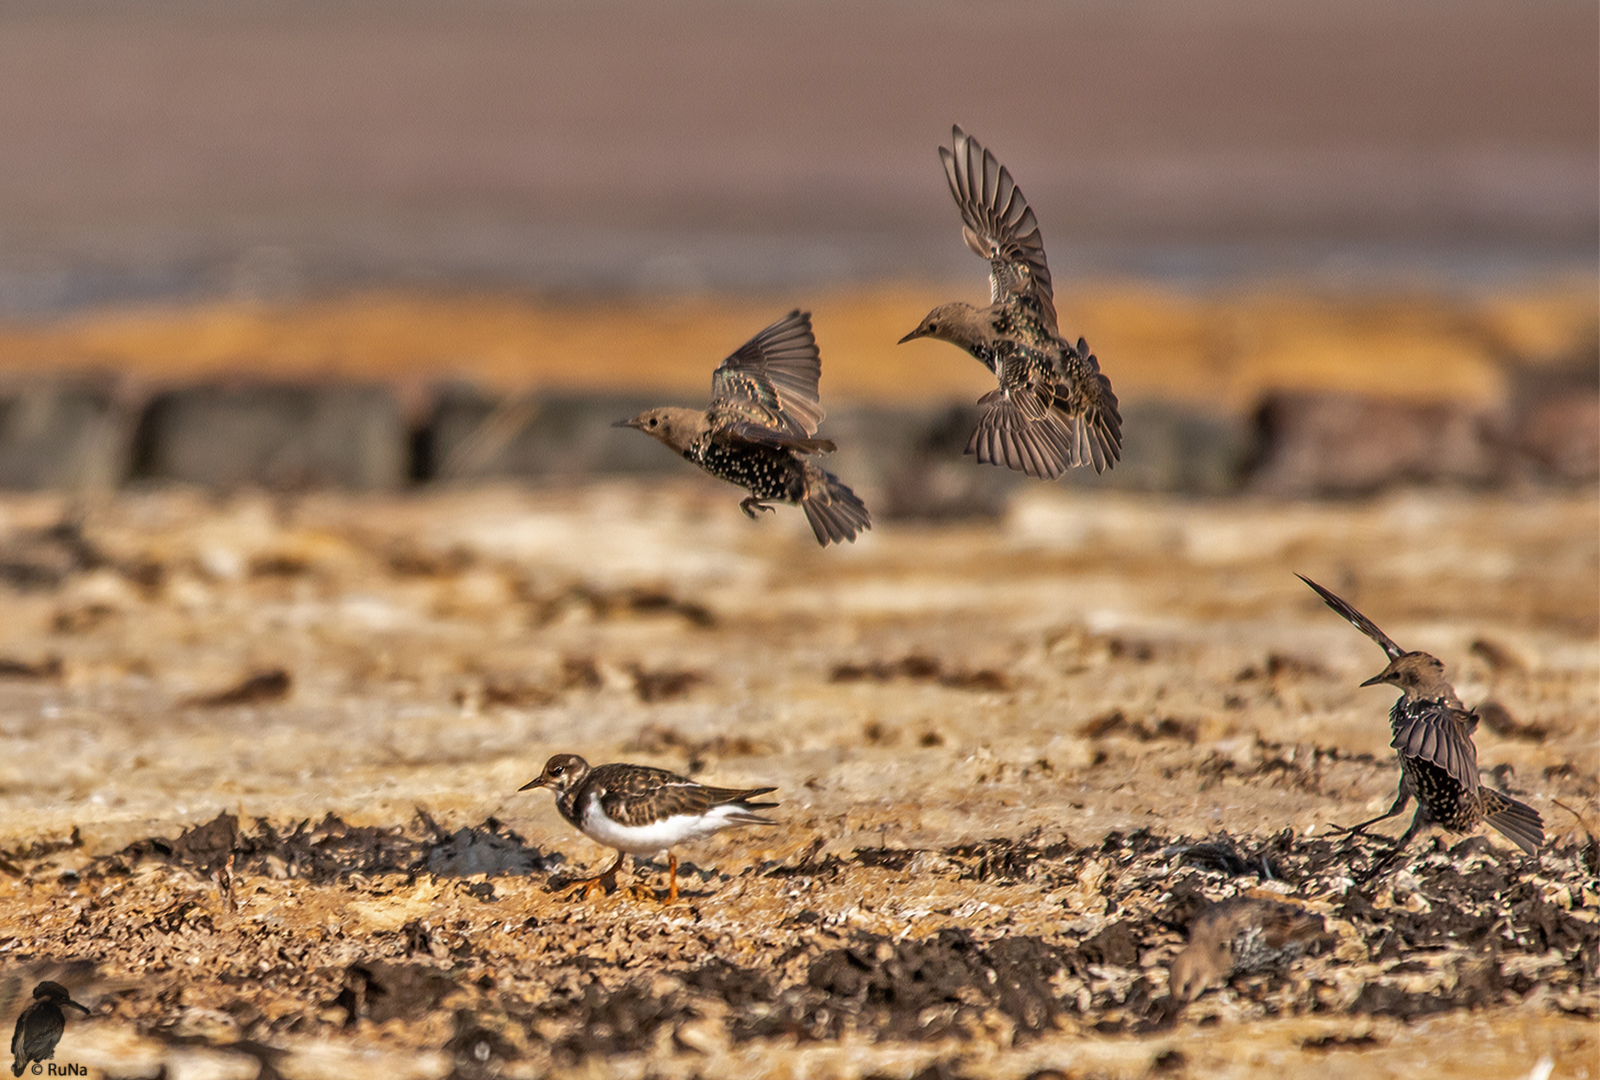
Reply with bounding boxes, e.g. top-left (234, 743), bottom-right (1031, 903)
top-left (10, 982), bottom-right (89, 1077)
